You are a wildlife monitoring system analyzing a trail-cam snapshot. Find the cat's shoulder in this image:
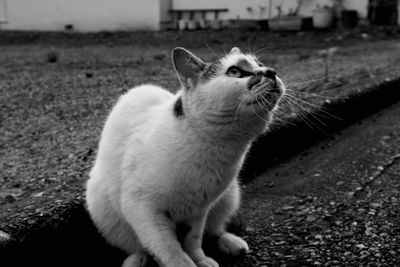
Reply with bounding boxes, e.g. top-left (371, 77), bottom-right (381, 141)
top-left (116, 84), bottom-right (174, 110)
top-left (106, 84), bottom-right (173, 121)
